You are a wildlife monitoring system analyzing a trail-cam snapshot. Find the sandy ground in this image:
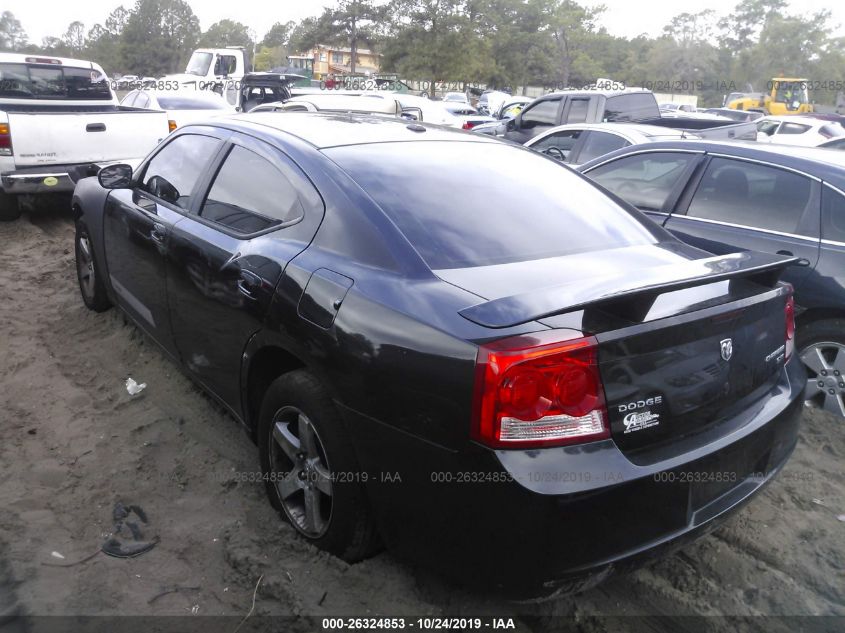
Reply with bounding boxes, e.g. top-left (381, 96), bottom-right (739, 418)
top-left (0, 203), bottom-right (843, 632)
